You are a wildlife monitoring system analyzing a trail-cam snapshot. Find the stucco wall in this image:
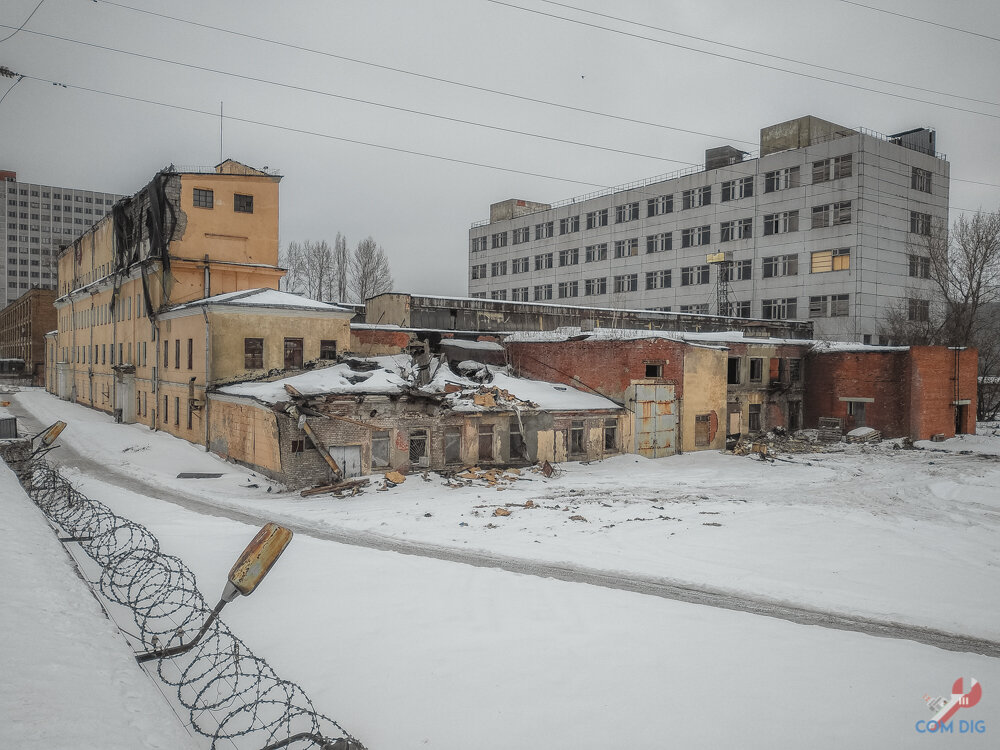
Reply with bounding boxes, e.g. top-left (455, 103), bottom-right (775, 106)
top-left (681, 346), bottom-right (727, 451)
